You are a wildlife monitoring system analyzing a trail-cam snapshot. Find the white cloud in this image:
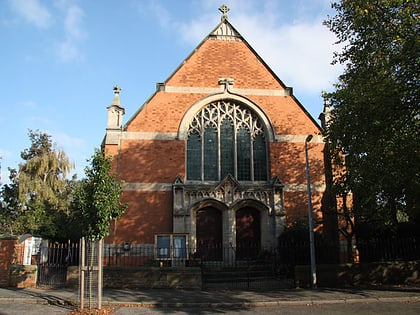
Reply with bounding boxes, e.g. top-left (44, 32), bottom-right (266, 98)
top-left (55, 4), bottom-right (87, 62)
top-left (146, 1), bottom-right (172, 29)
top-left (9, 0), bottom-right (87, 62)
top-left (238, 19), bottom-right (342, 93)
top-left (56, 39), bottom-right (82, 62)
top-left (10, 0), bottom-right (52, 29)
top-left (53, 132), bottom-right (85, 150)
top-left (64, 5), bottom-right (87, 40)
